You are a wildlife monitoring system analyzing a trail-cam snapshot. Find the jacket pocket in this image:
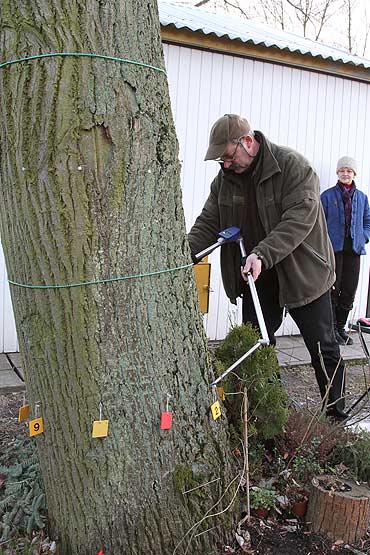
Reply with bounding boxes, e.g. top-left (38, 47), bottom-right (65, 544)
top-left (302, 241), bottom-right (328, 264)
